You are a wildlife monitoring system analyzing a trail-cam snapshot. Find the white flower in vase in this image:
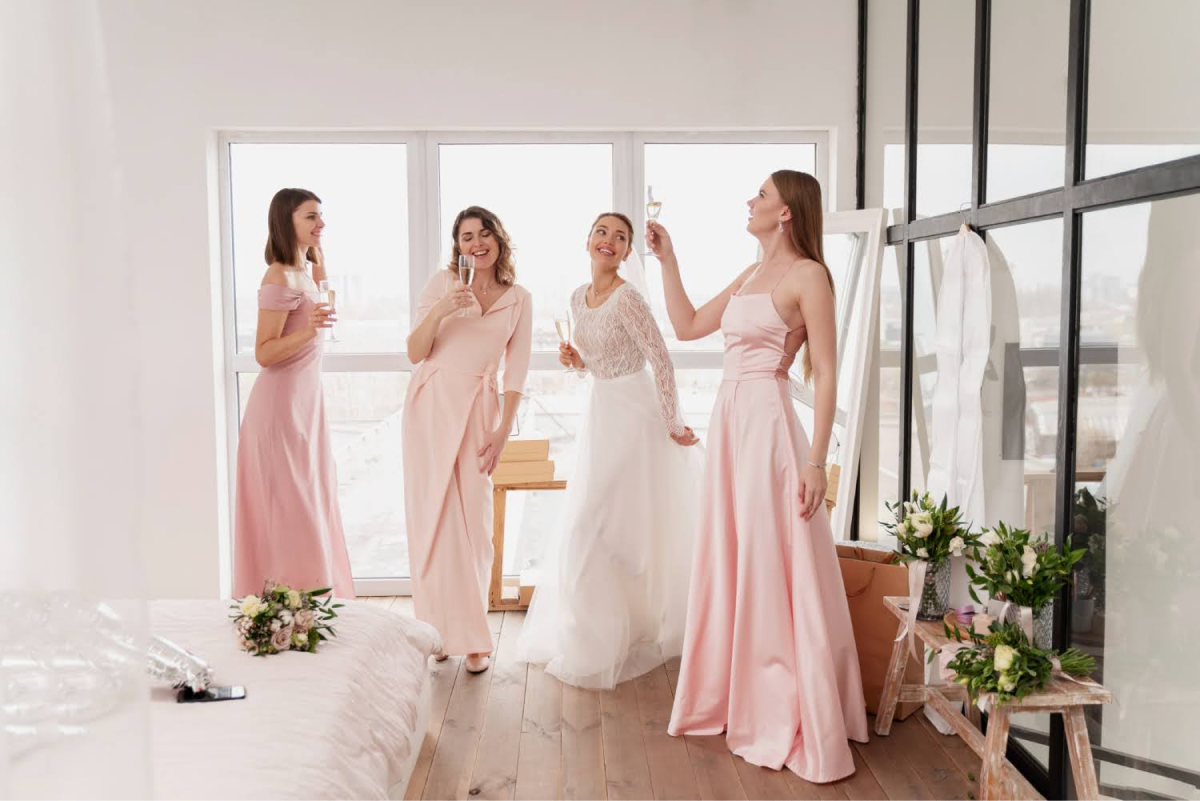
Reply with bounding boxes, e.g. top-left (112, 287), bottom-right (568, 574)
top-left (949, 536), bottom-right (966, 557)
top-left (980, 530), bottom-right (1001, 547)
top-left (1021, 545), bottom-right (1039, 577)
top-left (916, 547), bottom-right (929, 559)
